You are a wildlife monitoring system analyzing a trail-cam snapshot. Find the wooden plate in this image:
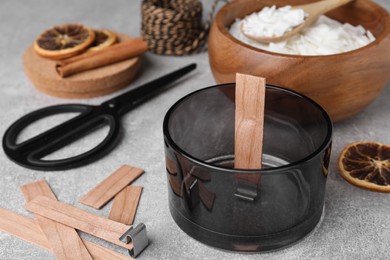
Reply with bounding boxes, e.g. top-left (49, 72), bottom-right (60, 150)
top-left (23, 34), bottom-right (141, 99)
